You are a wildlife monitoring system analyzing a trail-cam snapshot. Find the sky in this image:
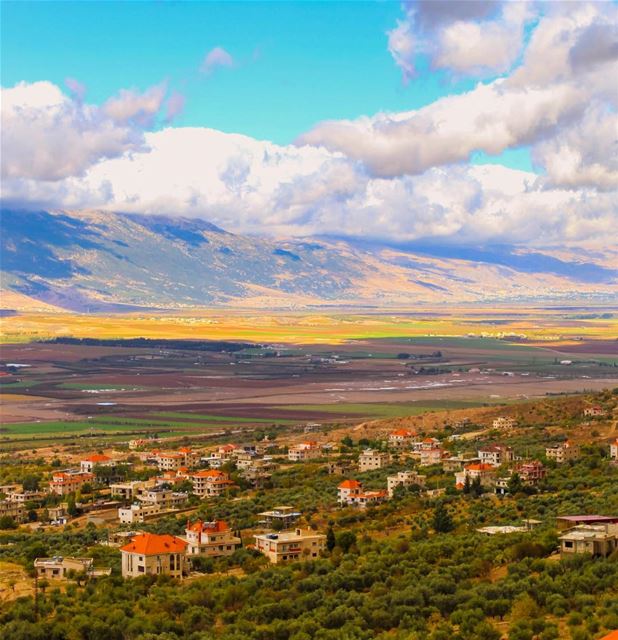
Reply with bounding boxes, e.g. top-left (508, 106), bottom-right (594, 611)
top-left (1, 1), bottom-right (617, 247)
